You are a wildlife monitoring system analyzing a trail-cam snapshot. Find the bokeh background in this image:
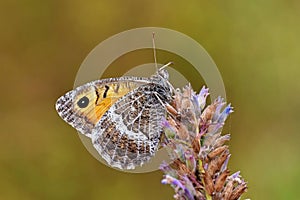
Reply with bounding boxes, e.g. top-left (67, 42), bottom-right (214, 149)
top-left (1, 0), bottom-right (299, 199)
